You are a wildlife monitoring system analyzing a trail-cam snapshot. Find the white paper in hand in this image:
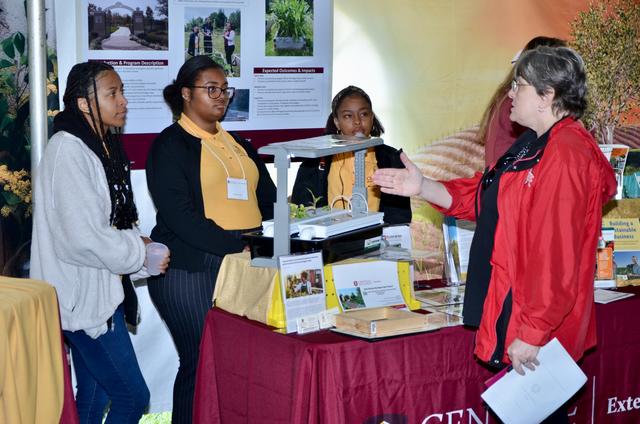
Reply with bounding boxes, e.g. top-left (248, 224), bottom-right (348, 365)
top-left (481, 338), bottom-right (587, 424)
